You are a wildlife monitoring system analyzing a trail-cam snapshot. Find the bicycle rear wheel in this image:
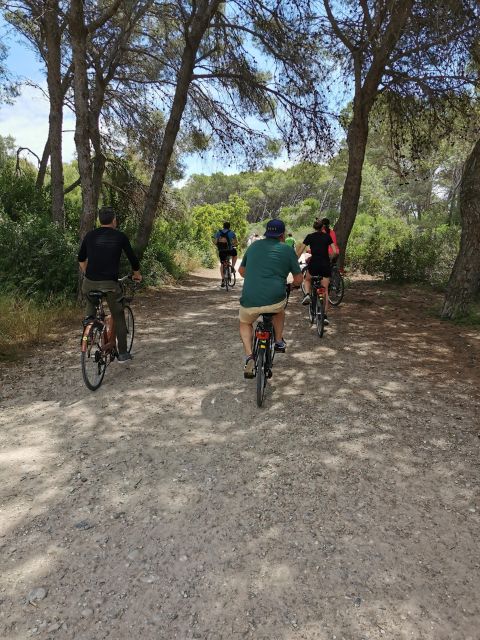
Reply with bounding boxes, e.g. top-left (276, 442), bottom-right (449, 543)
top-left (224, 265), bottom-right (230, 291)
top-left (309, 292), bottom-right (316, 324)
top-left (316, 296), bottom-right (325, 338)
top-left (124, 305), bottom-right (135, 353)
top-left (227, 266), bottom-right (236, 288)
top-left (256, 348), bottom-right (267, 407)
top-left (81, 325), bottom-right (107, 391)
top-left (329, 270), bottom-right (344, 306)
